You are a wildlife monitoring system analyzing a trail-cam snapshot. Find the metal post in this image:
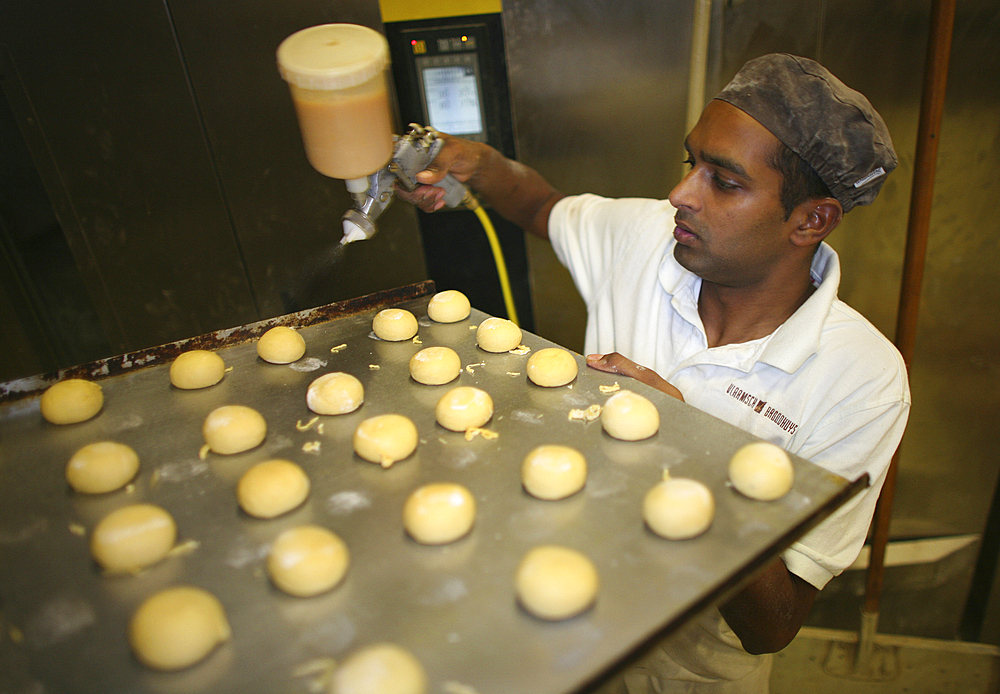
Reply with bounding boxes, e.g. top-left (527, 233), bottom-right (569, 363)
top-left (856, 0), bottom-right (957, 672)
